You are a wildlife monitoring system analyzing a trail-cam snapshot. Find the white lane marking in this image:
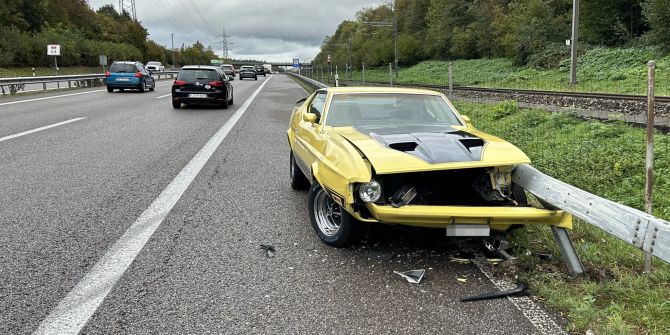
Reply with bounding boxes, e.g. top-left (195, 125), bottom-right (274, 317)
top-left (33, 75), bottom-right (274, 335)
top-left (156, 93), bottom-right (172, 99)
top-left (0, 118), bottom-right (86, 143)
top-left (0, 90), bottom-right (105, 107)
